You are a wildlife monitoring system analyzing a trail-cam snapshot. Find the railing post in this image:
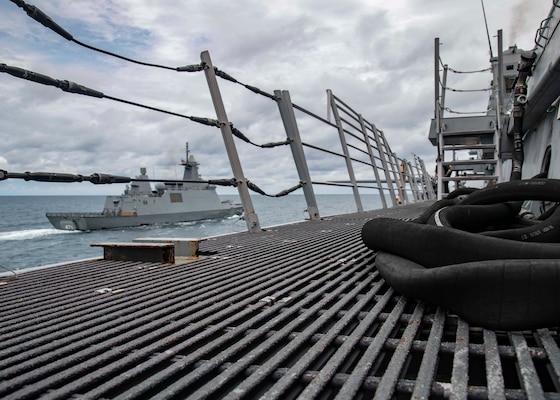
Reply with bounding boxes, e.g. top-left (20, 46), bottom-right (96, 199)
top-left (374, 130), bottom-right (399, 207)
top-left (200, 51), bottom-right (261, 232)
top-left (390, 153), bottom-right (408, 204)
top-left (275, 90), bottom-right (320, 220)
top-left (403, 160), bottom-right (419, 202)
top-left (495, 29), bottom-right (504, 182)
top-left (415, 155), bottom-right (436, 200)
top-left (435, 37), bottom-right (444, 200)
top-left (328, 91), bottom-right (363, 212)
top-left (357, 113), bottom-right (388, 209)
